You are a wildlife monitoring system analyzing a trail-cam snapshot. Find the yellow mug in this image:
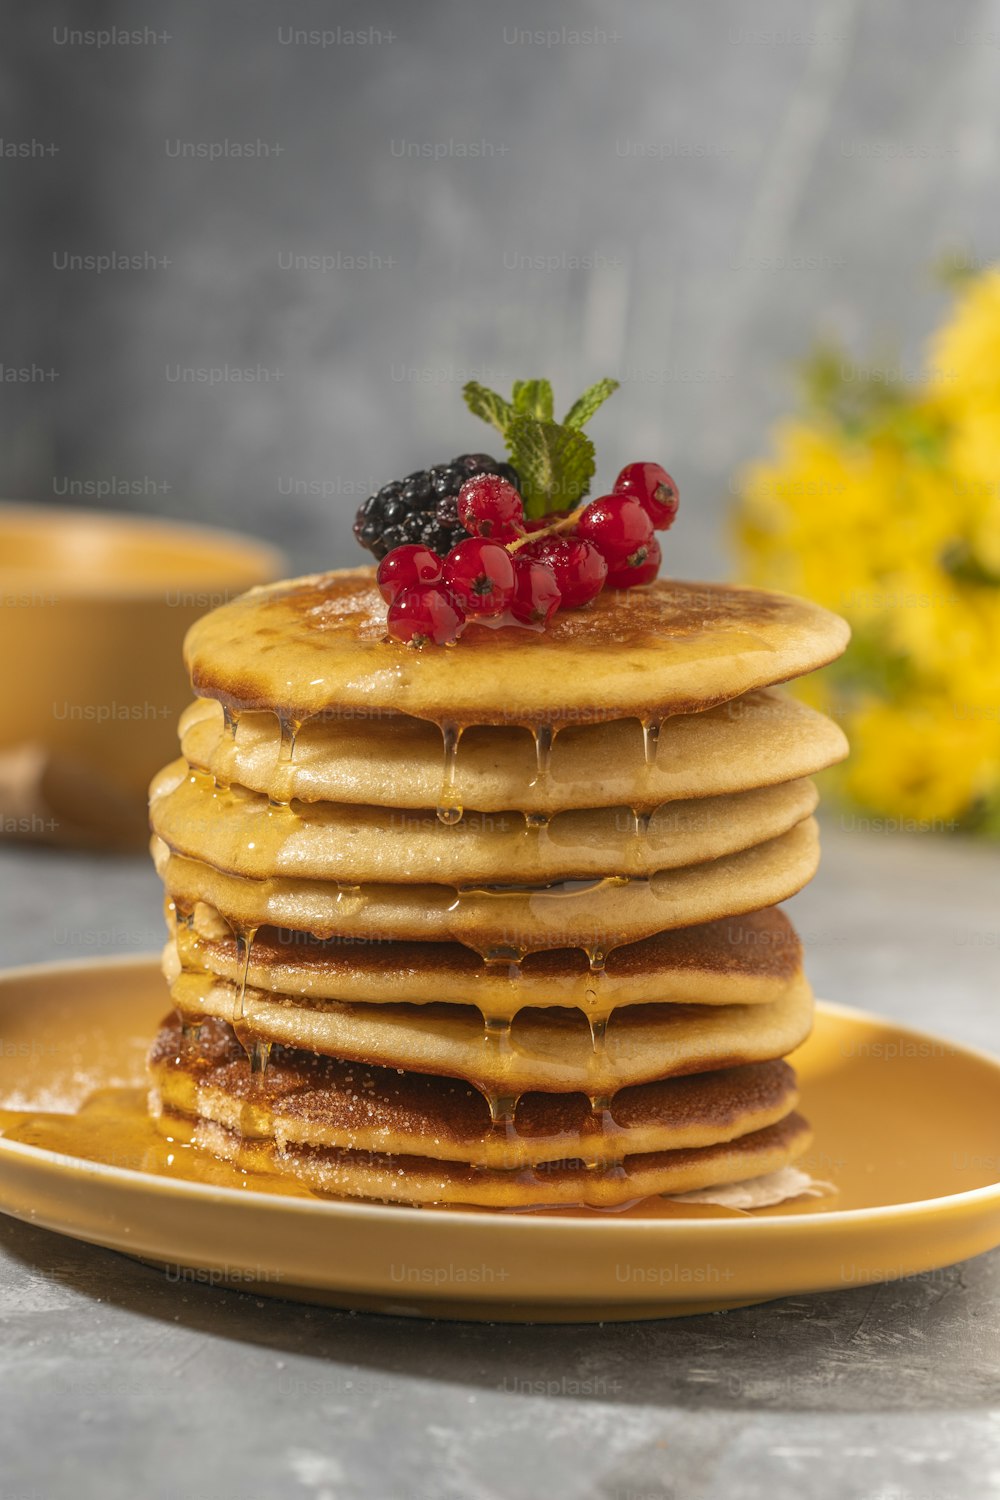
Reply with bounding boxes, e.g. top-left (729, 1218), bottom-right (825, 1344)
top-left (0, 502), bottom-right (285, 848)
